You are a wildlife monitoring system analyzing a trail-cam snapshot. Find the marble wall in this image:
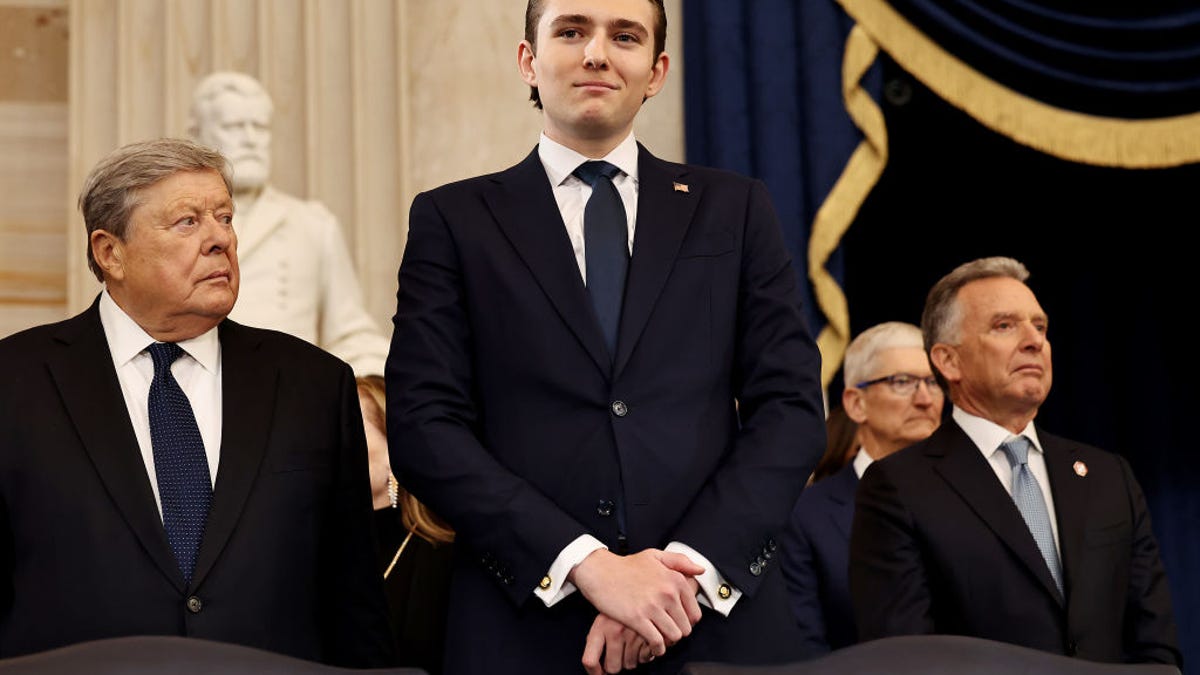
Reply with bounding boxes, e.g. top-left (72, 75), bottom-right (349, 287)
top-left (0, 0), bottom-right (684, 339)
